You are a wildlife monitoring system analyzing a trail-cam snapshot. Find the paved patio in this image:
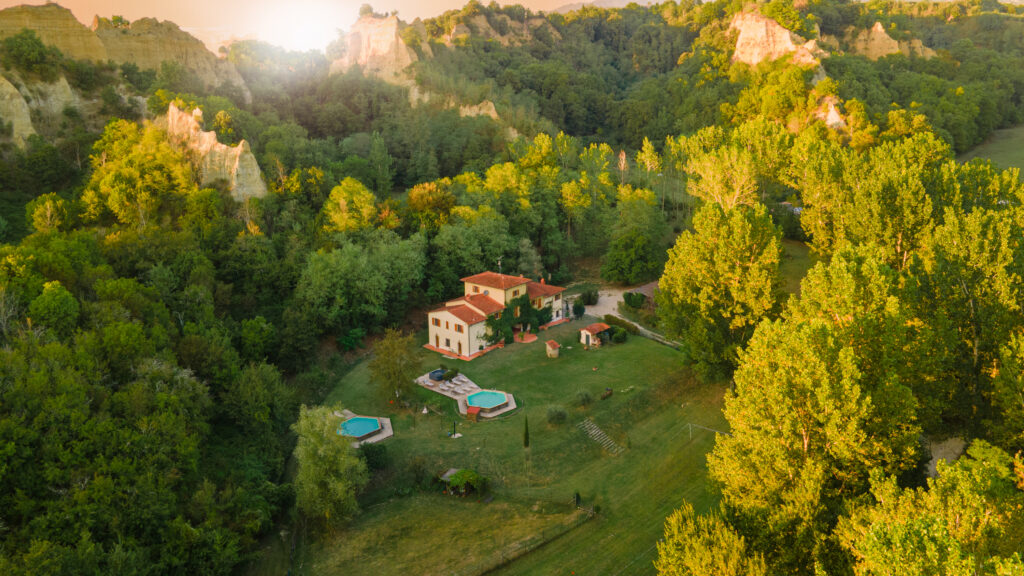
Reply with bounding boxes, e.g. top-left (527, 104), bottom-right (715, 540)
top-left (416, 372), bottom-right (517, 418)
